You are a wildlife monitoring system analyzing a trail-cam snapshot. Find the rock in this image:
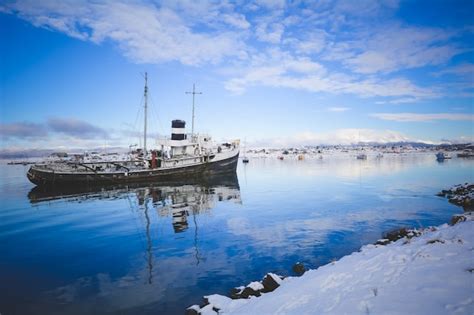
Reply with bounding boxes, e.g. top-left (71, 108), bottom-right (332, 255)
top-left (185, 305), bottom-right (200, 315)
top-left (451, 214), bottom-right (467, 225)
top-left (200, 297), bottom-right (210, 308)
top-left (383, 227), bottom-right (409, 242)
top-left (240, 286), bottom-right (261, 298)
top-left (462, 199), bottom-right (474, 211)
top-left (230, 275), bottom-right (284, 299)
top-left (199, 304), bottom-right (217, 314)
top-left (292, 262), bottom-right (306, 275)
top-left (229, 286), bottom-right (245, 299)
top-left (448, 197), bottom-right (463, 206)
top-left (375, 238), bottom-right (391, 246)
top-left (426, 239), bottom-right (445, 244)
top-left (261, 273), bottom-right (282, 293)
top-left (380, 227), bottom-right (422, 244)
top-left (440, 183), bottom-right (474, 212)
